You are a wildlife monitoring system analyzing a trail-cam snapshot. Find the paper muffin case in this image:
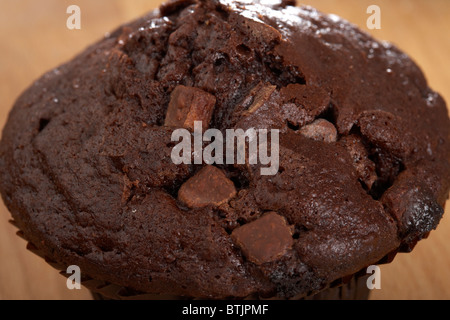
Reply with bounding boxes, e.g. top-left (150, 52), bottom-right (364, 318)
top-left (11, 218), bottom-right (421, 301)
top-left (90, 274), bottom-right (371, 300)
